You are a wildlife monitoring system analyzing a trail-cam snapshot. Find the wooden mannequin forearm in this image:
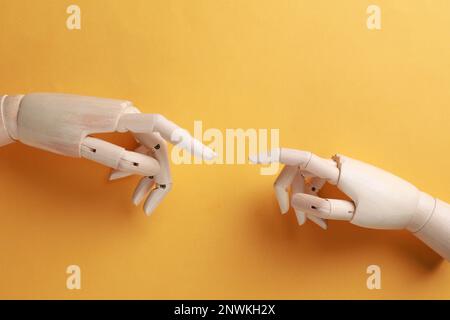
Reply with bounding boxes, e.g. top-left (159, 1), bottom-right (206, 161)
top-left (0, 95), bottom-right (22, 146)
